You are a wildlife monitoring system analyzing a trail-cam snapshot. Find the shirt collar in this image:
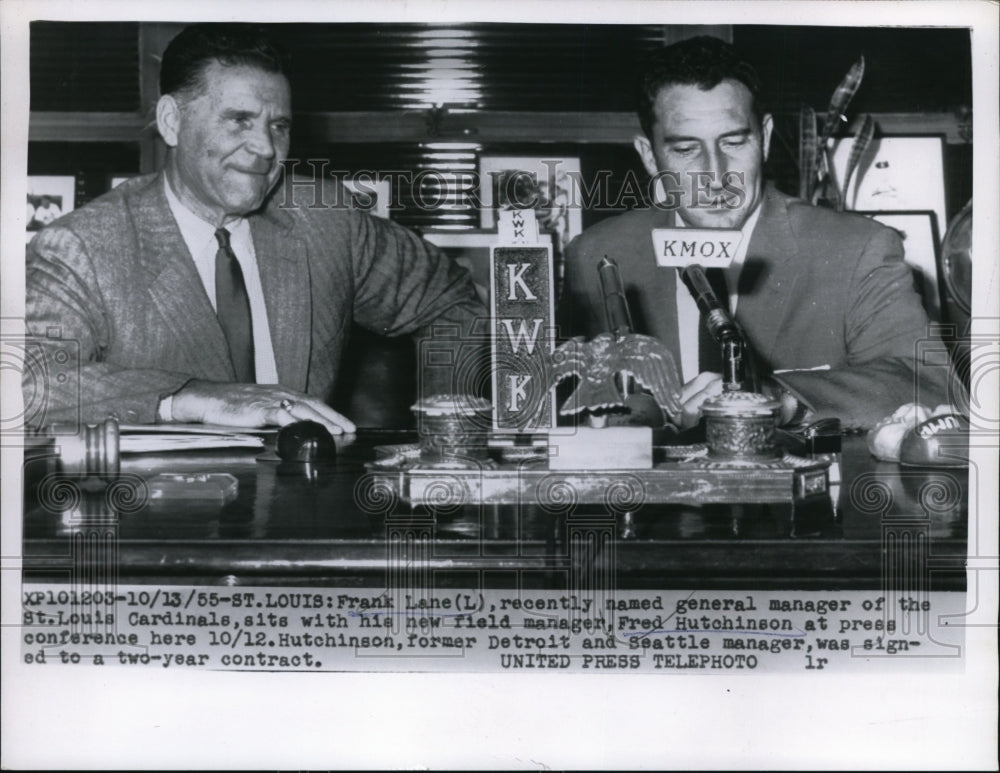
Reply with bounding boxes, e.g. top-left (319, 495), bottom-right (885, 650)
top-left (738, 201), bottom-right (762, 251)
top-left (163, 176), bottom-right (248, 256)
top-left (675, 198), bottom-right (763, 251)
